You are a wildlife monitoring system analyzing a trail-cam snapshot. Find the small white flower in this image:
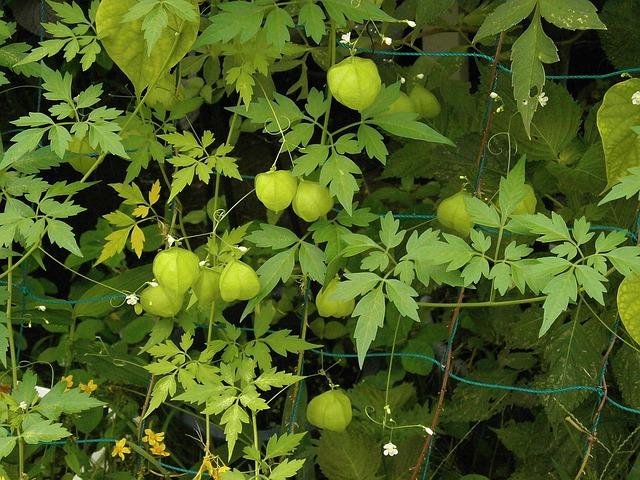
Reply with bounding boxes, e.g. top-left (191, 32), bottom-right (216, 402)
top-left (125, 294), bottom-right (139, 306)
top-left (19, 401), bottom-right (27, 410)
top-left (405, 19), bottom-right (417, 28)
top-left (148, 281), bottom-right (159, 288)
top-left (537, 92), bottom-right (549, 107)
top-left (424, 426), bottom-right (434, 435)
top-left (383, 442), bottom-right (398, 457)
top-left (166, 235), bottom-right (176, 247)
top-left (400, 76), bottom-right (406, 84)
top-left (340, 32), bottom-right (351, 44)
top-left (416, 73), bottom-right (424, 80)
top-left (238, 246), bottom-right (249, 253)
top-left (632, 91), bottom-right (640, 105)
top-left (489, 91), bottom-right (498, 99)
top-left (384, 404), bottom-right (391, 415)
top-left (36, 305), bottom-right (46, 312)
top-left (382, 36), bottom-right (392, 46)
top-left (496, 105), bottom-right (504, 113)
top-left (198, 260), bottom-right (207, 267)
